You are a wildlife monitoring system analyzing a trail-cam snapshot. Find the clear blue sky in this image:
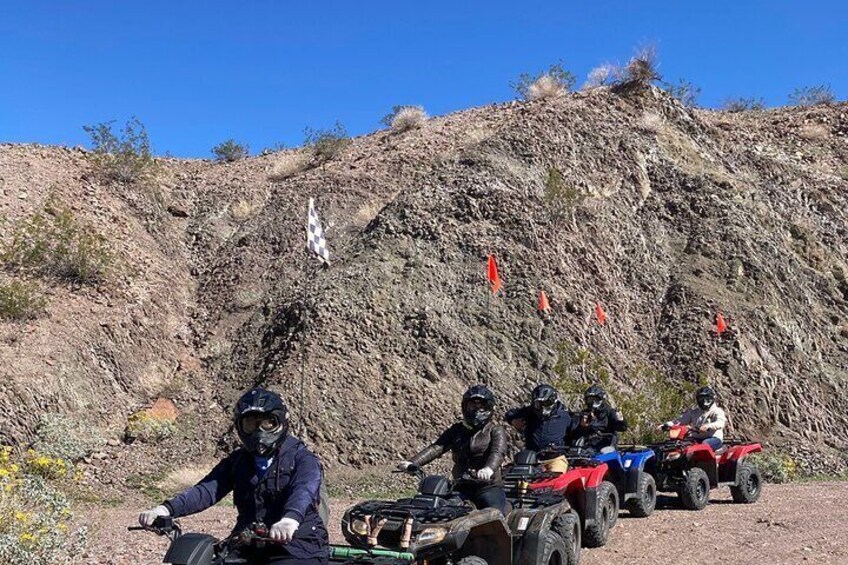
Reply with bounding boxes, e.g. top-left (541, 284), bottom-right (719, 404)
top-left (1, 1), bottom-right (845, 158)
